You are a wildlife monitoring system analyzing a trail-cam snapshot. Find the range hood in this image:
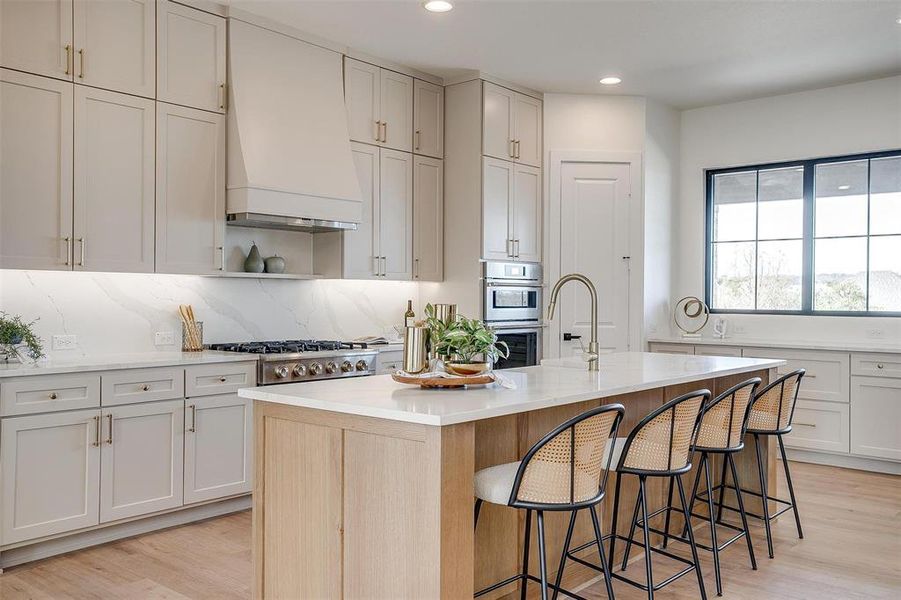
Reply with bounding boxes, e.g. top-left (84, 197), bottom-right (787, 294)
top-left (226, 19), bottom-right (362, 233)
